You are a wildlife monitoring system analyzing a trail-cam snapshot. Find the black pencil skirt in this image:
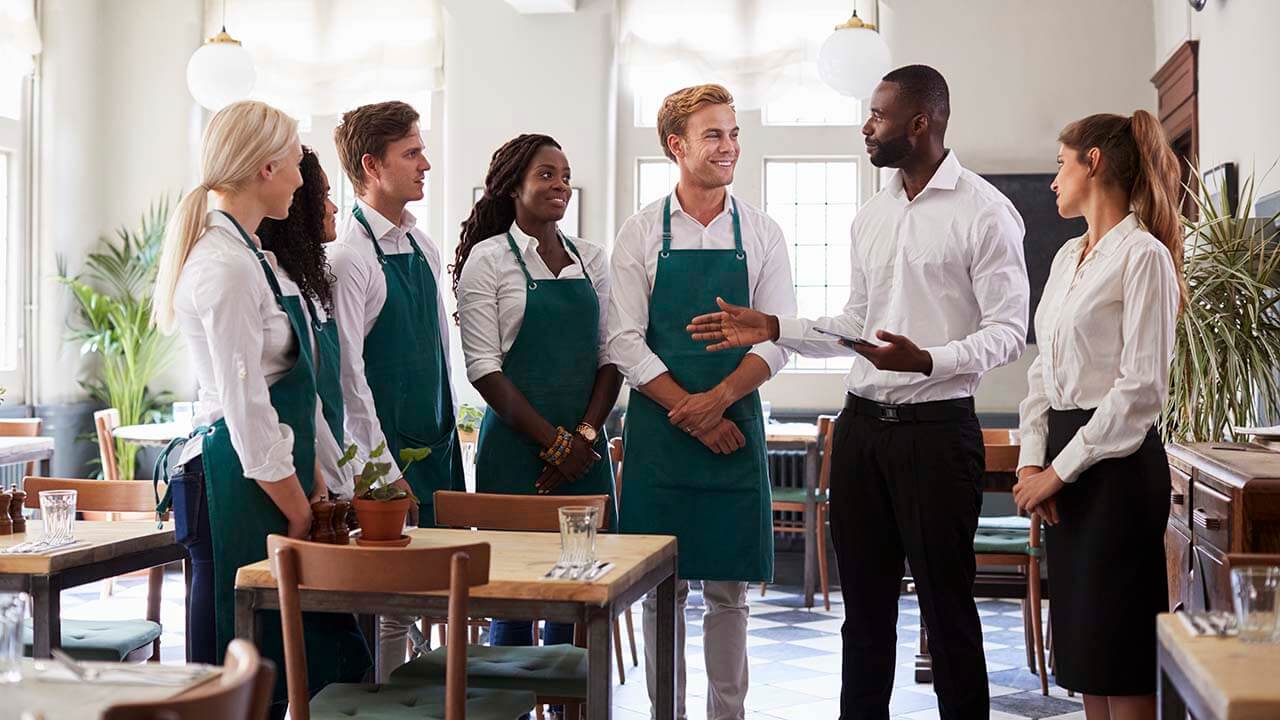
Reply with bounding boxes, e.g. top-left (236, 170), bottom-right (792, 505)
top-left (1045, 408), bottom-right (1170, 695)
